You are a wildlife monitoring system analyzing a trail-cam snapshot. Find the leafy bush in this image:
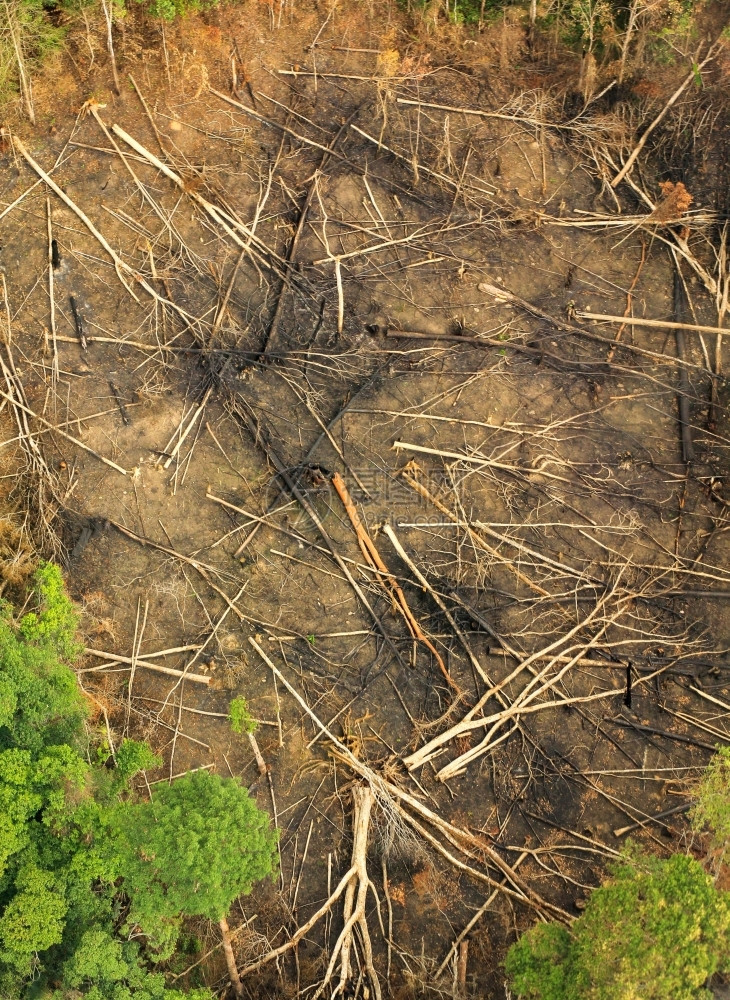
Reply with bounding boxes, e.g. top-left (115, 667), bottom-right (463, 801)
top-left (503, 922), bottom-right (577, 1000)
top-left (19, 561), bottom-right (83, 661)
top-left (228, 695), bottom-right (257, 734)
top-left (692, 745), bottom-right (730, 866)
top-left (505, 849), bottom-right (730, 1000)
top-left (400, 0), bottom-right (507, 26)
